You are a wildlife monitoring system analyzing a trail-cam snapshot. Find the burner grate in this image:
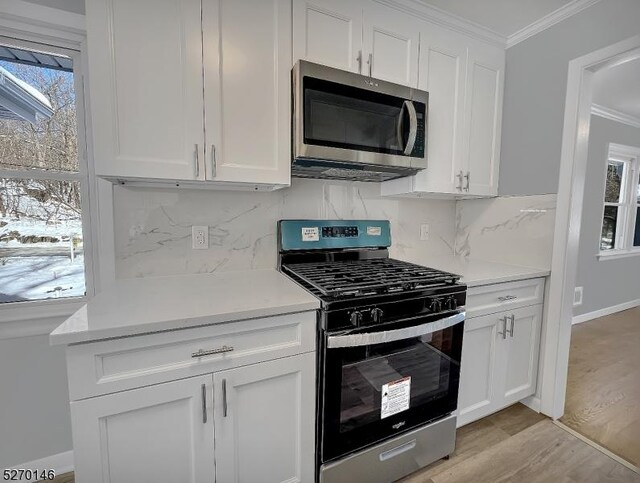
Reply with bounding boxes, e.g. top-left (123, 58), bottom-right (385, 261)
top-left (282, 258), bottom-right (460, 298)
